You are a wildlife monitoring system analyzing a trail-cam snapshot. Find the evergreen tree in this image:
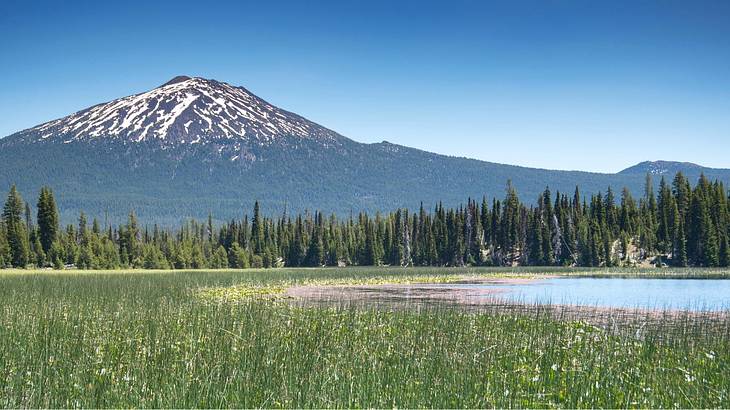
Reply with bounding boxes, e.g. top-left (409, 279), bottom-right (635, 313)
top-left (228, 242), bottom-right (250, 268)
top-left (577, 218), bottom-right (591, 266)
top-left (363, 220), bottom-right (379, 266)
top-left (720, 234), bottom-right (729, 268)
top-left (210, 246), bottom-right (229, 268)
top-left (119, 212), bottom-right (140, 267)
top-left (672, 200), bottom-right (688, 267)
top-left (2, 185), bottom-right (30, 268)
top-left (656, 177), bottom-right (675, 253)
top-left (251, 201), bottom-right (264, 255)
top-left (4, 176), bottom-right (728, 270)
top-left (0, 221), bottom-right (11, 267)
top-left (142, 243), bottom-right (169, 269)
top-left (619, 188), bottom-right (637, 235)
top-left (304, 212), bottom-right (324, 267)
top-left (540, 188), bottom-right (554, 265)
top-left (501, 181), bottom-right (521, 263)
top-left (528, 210), bottom-right (543, 265)
top-left (605, 186), bottom-right (618, 237)
top-left (288, 216), bottom-right (306, 266)
top-left (32, 235), bottom-right (45, 267)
